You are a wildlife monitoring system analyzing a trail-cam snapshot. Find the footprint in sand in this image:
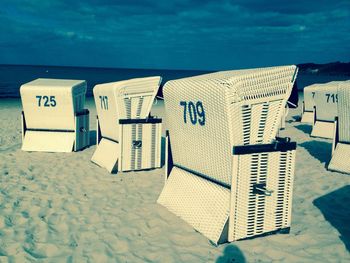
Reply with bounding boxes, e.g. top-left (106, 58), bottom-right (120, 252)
top-left (21, 211), bottom-right (30, 218)
top-left (4, 215), bottom-right (15, 227)
top-left (28, 165), bottom-right (35, 172)
top-left (13, 199), bottom-right (21, 209)
top-left (19, 170), bottom-right (27, 177)
top-left (0, 242), bottom-right (21, 257)
top-left (23, 243), bottom-right (62, 259)
top-left (26, 174), bottom-right (35, 181)
top-left (68, 234), bottom-right (79, 248)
